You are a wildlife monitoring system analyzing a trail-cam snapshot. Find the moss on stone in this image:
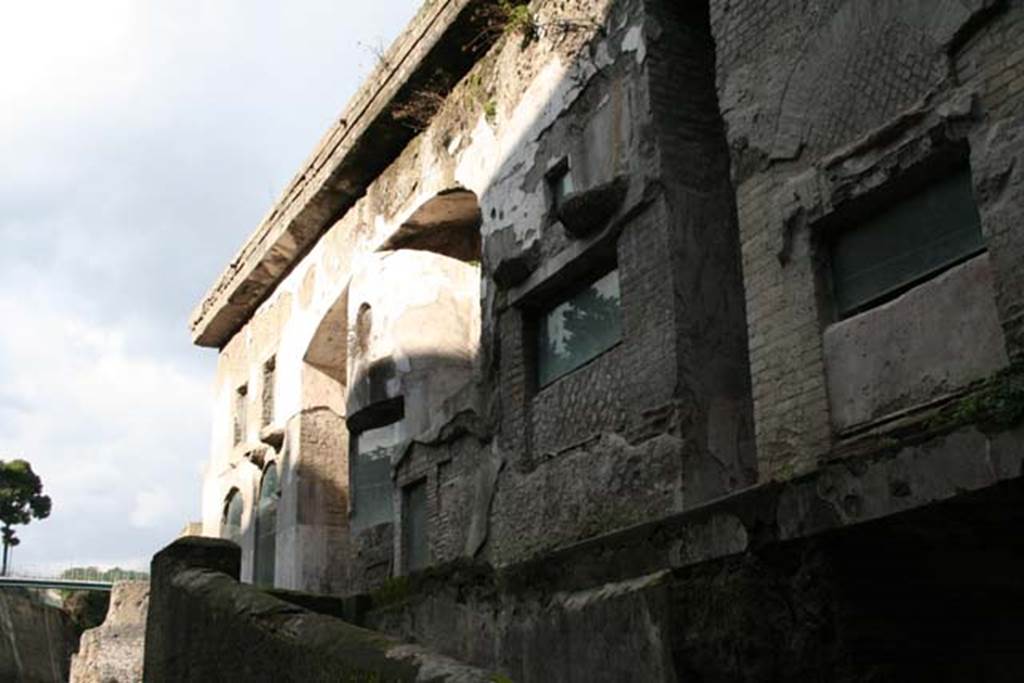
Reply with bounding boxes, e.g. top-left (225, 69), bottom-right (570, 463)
top-left (370, 576), bottom-right (412, 609)
top-left (929, 363), bottom-right (1024, 434)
